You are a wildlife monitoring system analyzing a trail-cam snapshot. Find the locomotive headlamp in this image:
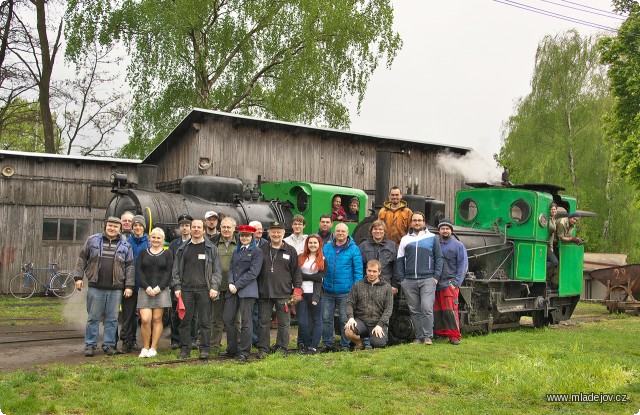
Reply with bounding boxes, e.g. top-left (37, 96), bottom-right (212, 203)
top-left (110, 172), bottom-right (128, 188)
